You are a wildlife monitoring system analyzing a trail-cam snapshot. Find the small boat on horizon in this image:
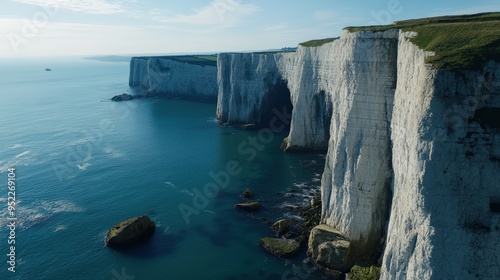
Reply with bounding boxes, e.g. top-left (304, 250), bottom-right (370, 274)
top-left (45, 68), bottom-right (52, 71)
